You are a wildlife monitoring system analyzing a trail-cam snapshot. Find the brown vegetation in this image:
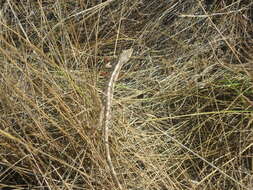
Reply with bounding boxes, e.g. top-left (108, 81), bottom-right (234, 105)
top-left (0, 0), bottom-right (253, 189)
